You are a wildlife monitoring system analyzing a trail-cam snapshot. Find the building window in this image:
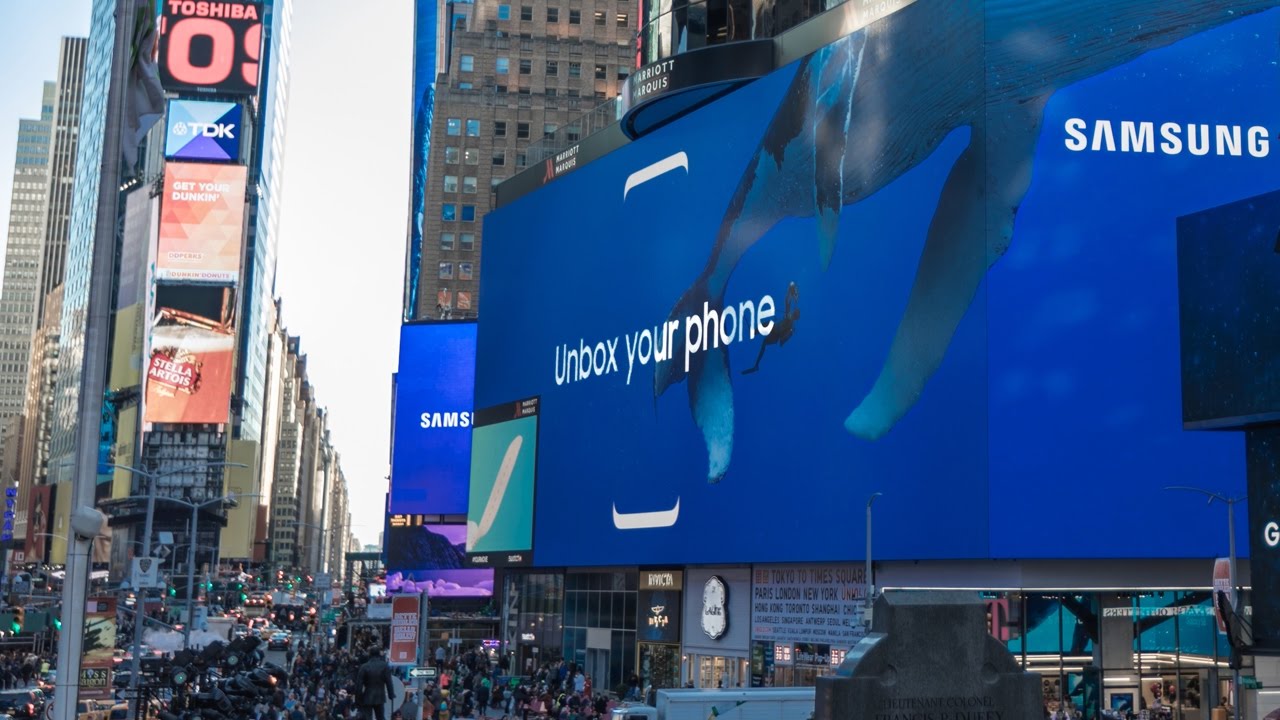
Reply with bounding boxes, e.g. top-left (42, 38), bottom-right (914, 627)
top-left (461, 233), bottom-right (476, 250)
top-left (494, 121), bottom-right (507, 137)
top-left (547, 7), bottom-right (559, 22)
top-left (492, 151), bottom-right (506, 166)
top-left (443, 175), bottom-right (459, 193)
top-left (458, 82), bottom-right (474, 89)
top-left (460, 54), bottom-right (474, 72)
top-left (518, 86), bottom-right (531, 95)
top-left (569, 8), bottom-right (581, 23)
top-left (441, 233), bottom-right (456, 251)
top-left (456, 292), bottom-right (472, 310)
top-left (463, 176), bottom-right (478, 194)
top-left (594, 9), bottom-right (605, 24)
top-left (517, 152), bottom-right (528, 167)
top-left (546, 60), bottom-right (559, 76)
top-left (517, 122), bottom-right (530, 139)
top-left (444, 147), bottom-right (460, 163)
top-left (459, 263), bottom-right (474, 280)
top-left (594, 64), bottom-right (606, 79)
top-left (490, 178), bottom-right (502, 194)
top-left (496, 57), bottom-right (510, 74)
top-left (567, 88), bottom-right (580, 97)
top-left (446, 118), bottom-right (461, 135)
top-left (543, 123), bottom-right (558, 136)
top-left (520, 5), bottom-right (533, 20)
top-left (566, 125), bottom-right (581, 142)
top-left (442, 204), bottom-right (456, 222)
top-left (546, 87), bottom-right (558, 97)
top-left (569, 62), bottom-right (581, 78)
top-left (496, 84), bottom-right (508, 94)
top-left (461, 205), bottom-right (476, 222)
top-left (617, 66), bottom-right (628, 80)
top-left (466, 119), bottom-right (481, 136)
top-left (464, 148), bottom-right (480, 165)
top-left (617, 11), bottom-right (628, 26)
top-left (498, 4), bottom-right (511, 19)
top-left (439, 262), bottom-right (454, 279)
top-left (519, 58), bottom-right (532, 74)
